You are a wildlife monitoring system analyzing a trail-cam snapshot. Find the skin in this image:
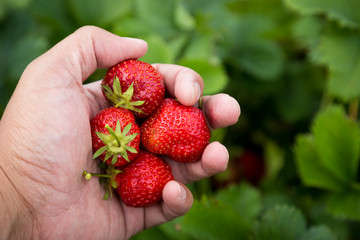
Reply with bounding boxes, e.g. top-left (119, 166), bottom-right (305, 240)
top-left (0, 26), bottom-right (241, 240)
